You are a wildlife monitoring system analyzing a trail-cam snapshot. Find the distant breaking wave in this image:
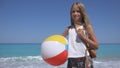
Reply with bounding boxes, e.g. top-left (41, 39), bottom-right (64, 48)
top-left (0, 56), bottom-right (120, 68)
